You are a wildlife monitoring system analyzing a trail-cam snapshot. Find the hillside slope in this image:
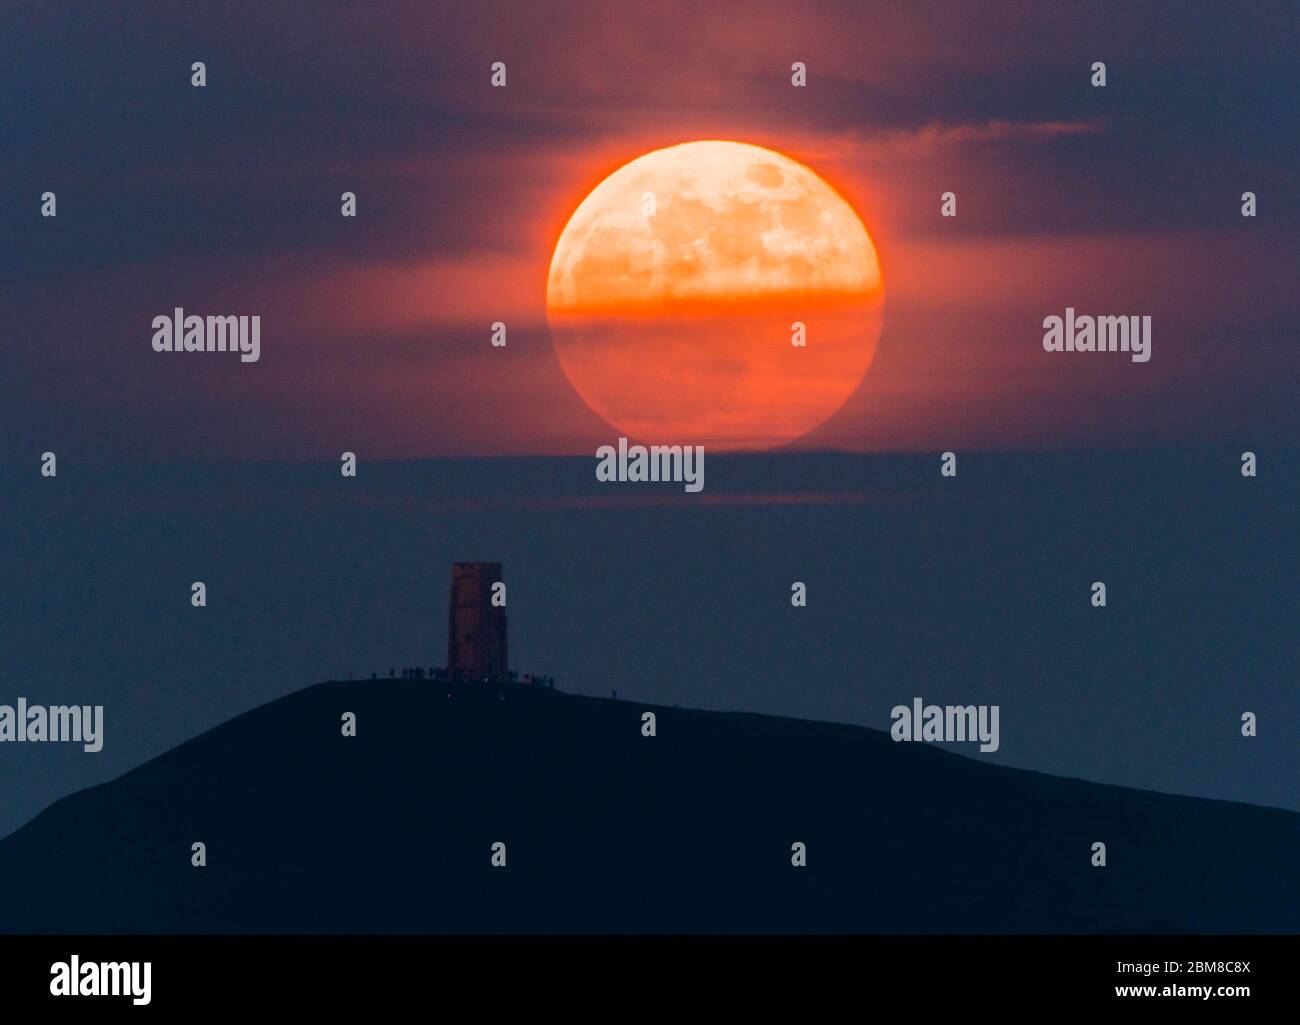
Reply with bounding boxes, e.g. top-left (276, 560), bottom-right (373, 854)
top-left (1, 679), bottom-right (1296, 933)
